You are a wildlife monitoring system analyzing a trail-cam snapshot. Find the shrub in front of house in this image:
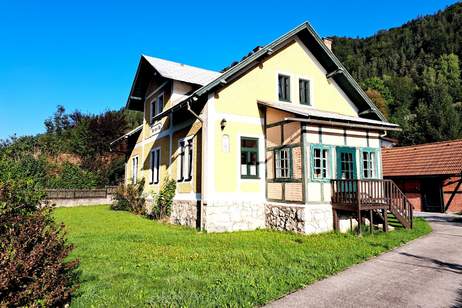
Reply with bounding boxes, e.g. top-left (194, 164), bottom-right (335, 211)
top-left (111, 179), bottom-right (146, 214)
top-left (0, 179), bottom-right (79, 307)
top-left (151, 178), bottom-right (176, 219)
